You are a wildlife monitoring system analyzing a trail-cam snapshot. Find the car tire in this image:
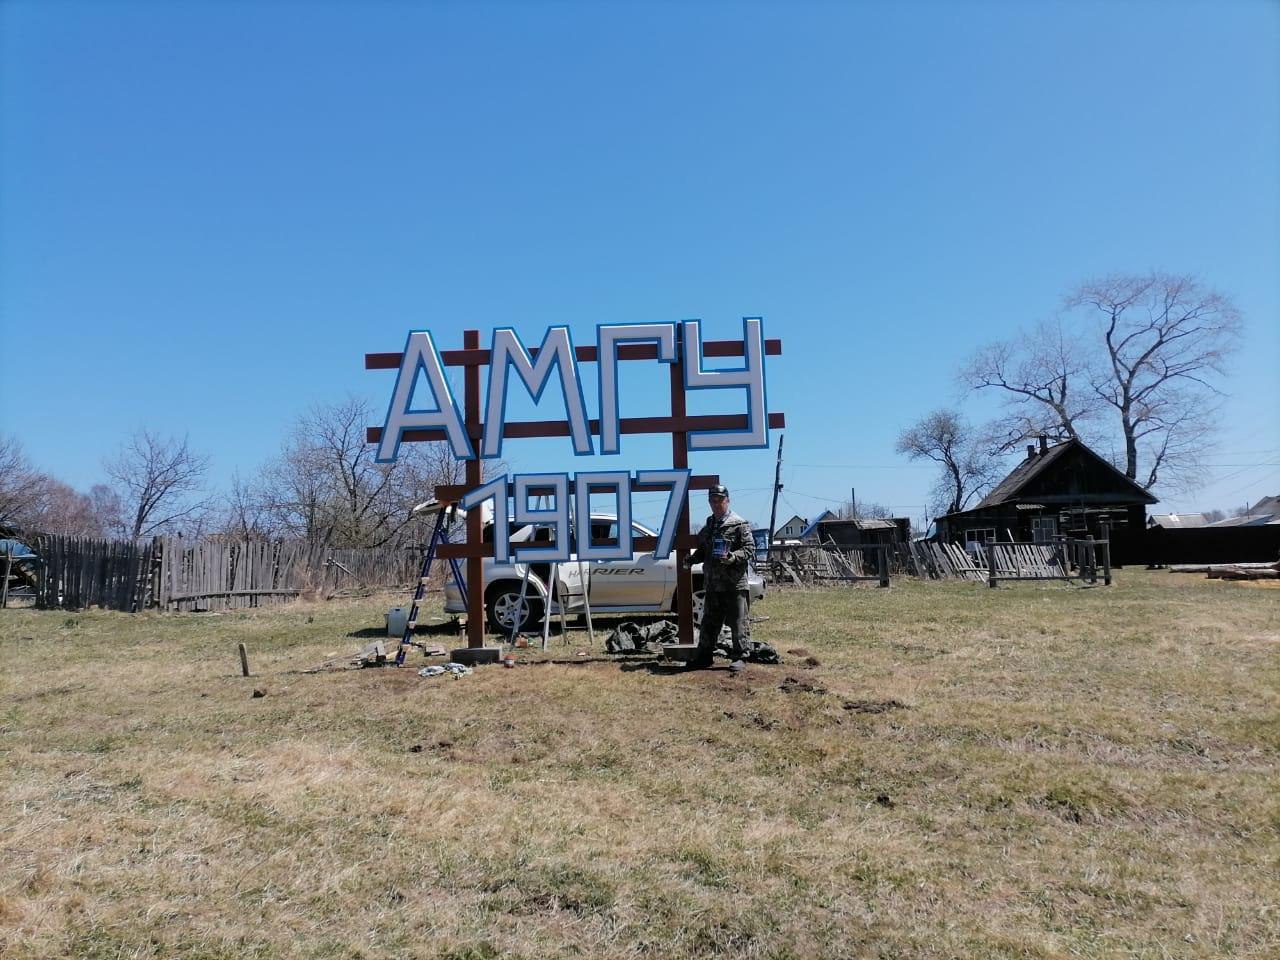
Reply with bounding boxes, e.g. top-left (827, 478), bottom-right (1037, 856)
top-left (691, 588), bottom-right (706, 628)
top-left (485, 582), bottom-right (543, 635)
